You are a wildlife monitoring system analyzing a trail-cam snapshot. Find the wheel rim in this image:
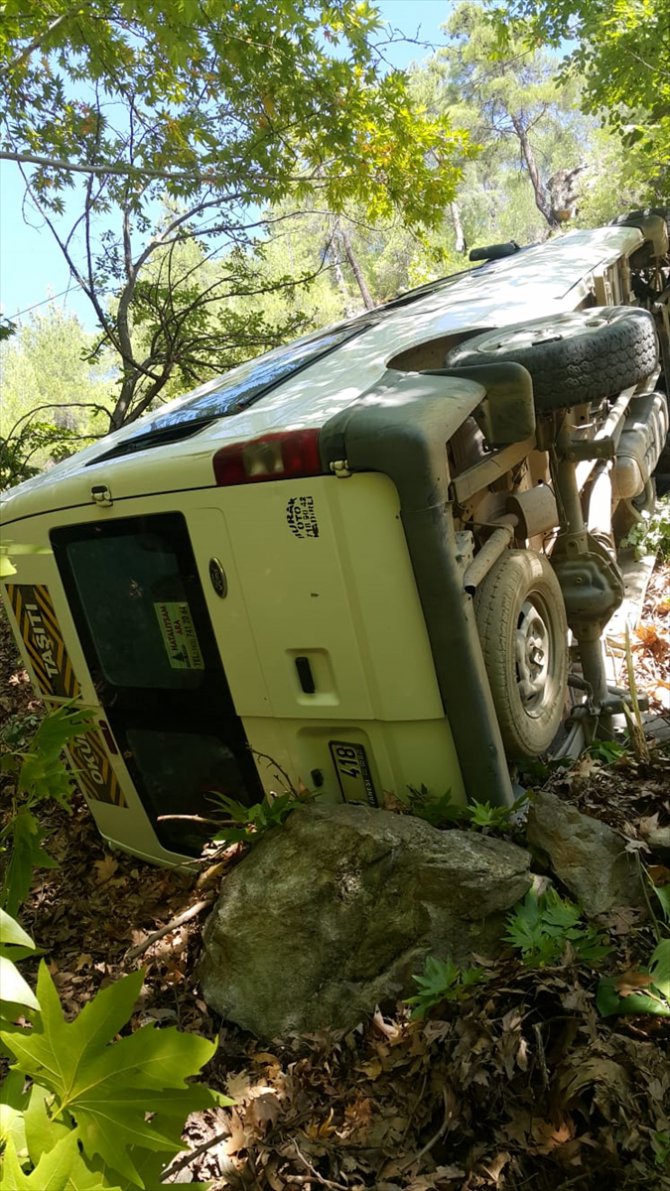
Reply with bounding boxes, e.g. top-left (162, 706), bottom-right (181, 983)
top-left (514, 597), bottom-right (557, 718)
